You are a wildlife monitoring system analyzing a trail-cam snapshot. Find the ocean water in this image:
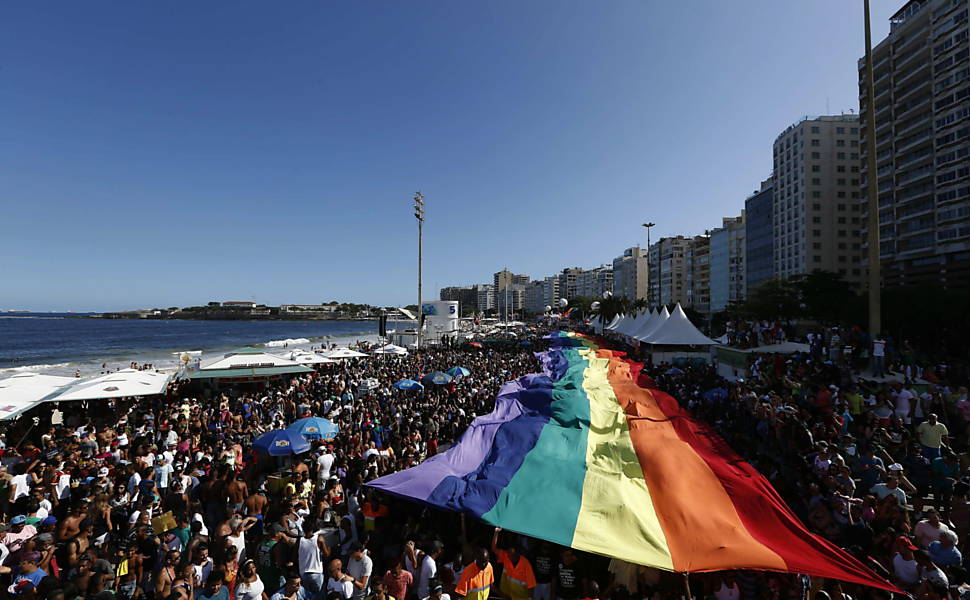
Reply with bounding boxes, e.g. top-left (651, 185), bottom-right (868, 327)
top-left (0, 314), bottom-right (406, 377)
